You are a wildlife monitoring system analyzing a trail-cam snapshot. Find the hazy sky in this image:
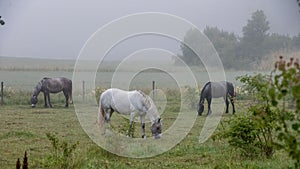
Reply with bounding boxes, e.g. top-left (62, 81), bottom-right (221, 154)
top-left (0, 0), bottom-right (299, 60)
